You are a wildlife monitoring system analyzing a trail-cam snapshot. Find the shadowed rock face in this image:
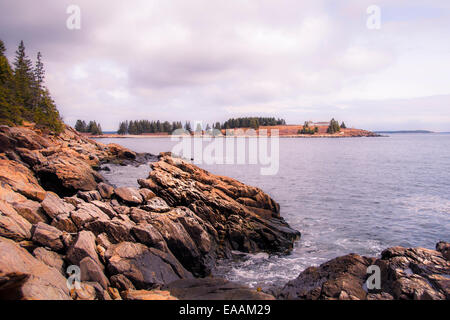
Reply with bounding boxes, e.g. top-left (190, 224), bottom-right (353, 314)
top-left (139, 154), bottom-right (301, 257)
top-left (278, 243), bottom-right (450, 300)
